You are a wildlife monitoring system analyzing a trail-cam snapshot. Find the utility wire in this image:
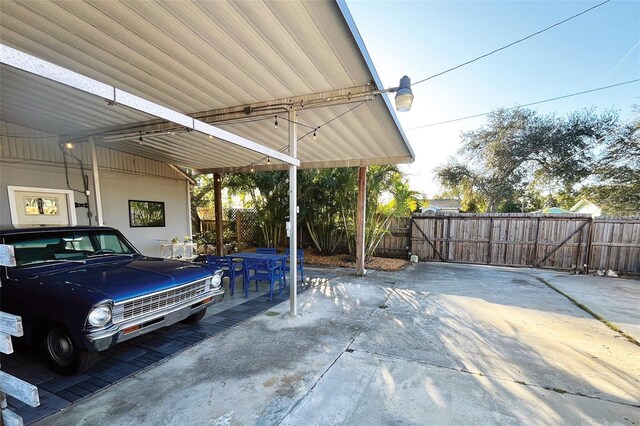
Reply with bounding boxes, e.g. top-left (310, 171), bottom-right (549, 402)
top-left (411, 0), bottom-right (612, 87)
top-left (406, 78), bottom-right (640, 130)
